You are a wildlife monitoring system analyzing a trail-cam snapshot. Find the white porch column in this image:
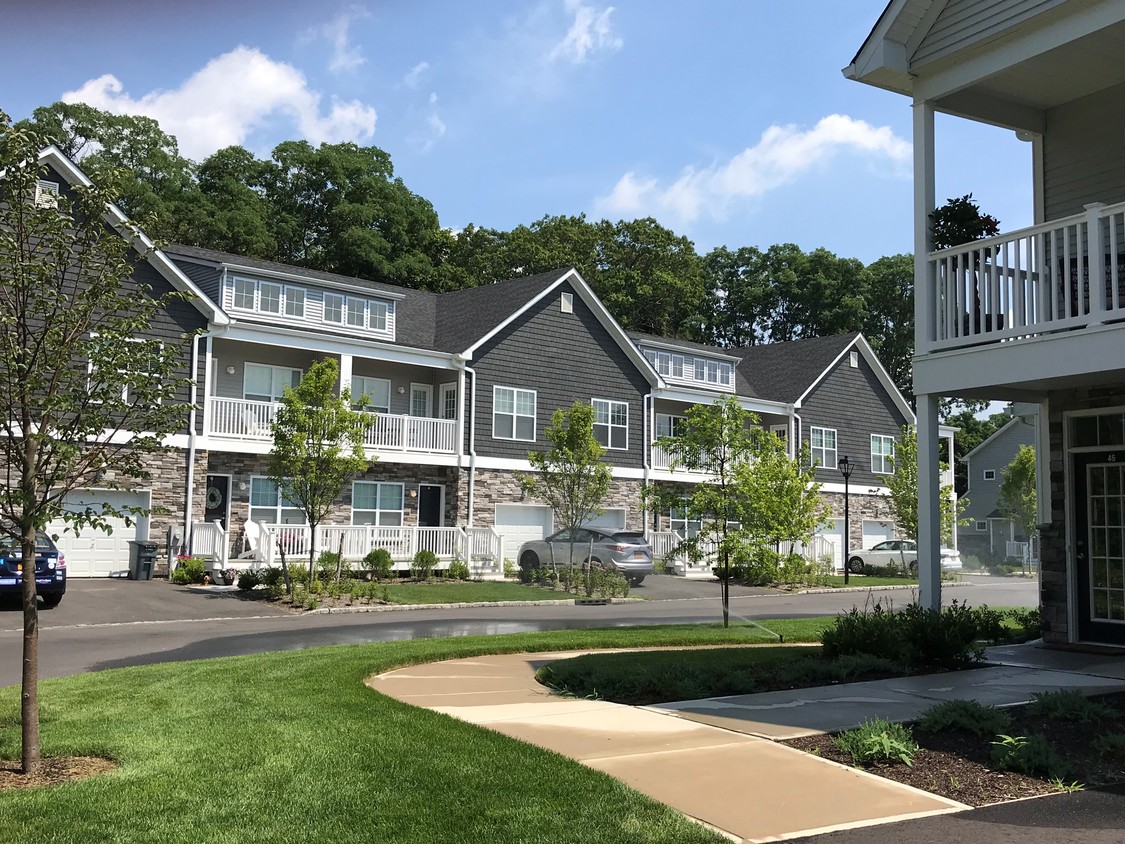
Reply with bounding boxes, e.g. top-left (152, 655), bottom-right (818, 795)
top-left (338, 353), bottom-right (353, 393)
top-left (917, 392), bottom-right (942, 610)
top-left (913, 98), bottom-right (936, 355)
